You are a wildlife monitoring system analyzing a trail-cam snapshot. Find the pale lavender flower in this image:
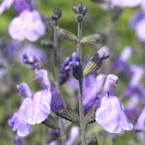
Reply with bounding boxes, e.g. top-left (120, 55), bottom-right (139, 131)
top-left (96, 74), bottom-right (133, 133)
top-left (96, 94), bottom-right (133, 133)
top-left (135, 107), bottom-right (145, 142)
top-left (0, 0), bottom-right (14, 14)
top-left (8, 97), bottom-right (32, 136)
top-left (24, 90), bottom-right (52, 125)
top-left (23, 69), bottom-right (52, 125)
top-left (9, 9), bottom-right (45, 41)
top-left (66, 126), bottom-right (80, 145)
